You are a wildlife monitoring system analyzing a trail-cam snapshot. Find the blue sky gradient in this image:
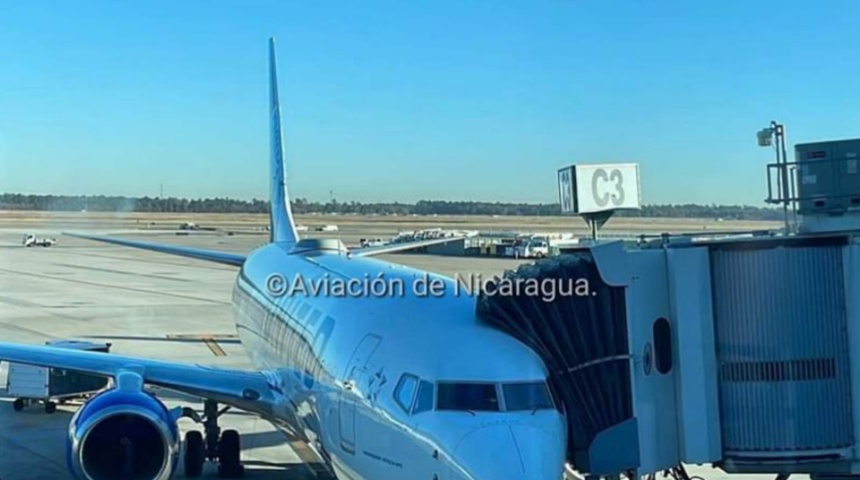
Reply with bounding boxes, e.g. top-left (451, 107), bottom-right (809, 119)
top-left (2, 1), bottom-right (859, 205)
